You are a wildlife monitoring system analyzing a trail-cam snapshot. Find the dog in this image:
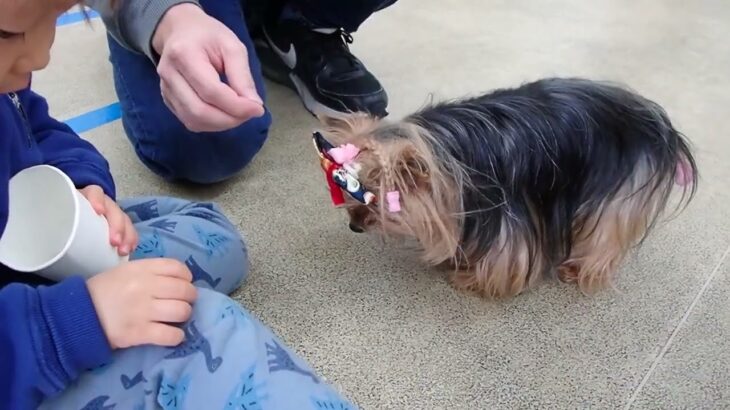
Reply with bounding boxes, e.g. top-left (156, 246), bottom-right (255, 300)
top-left (314, 77), bottom-right (697, 298)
